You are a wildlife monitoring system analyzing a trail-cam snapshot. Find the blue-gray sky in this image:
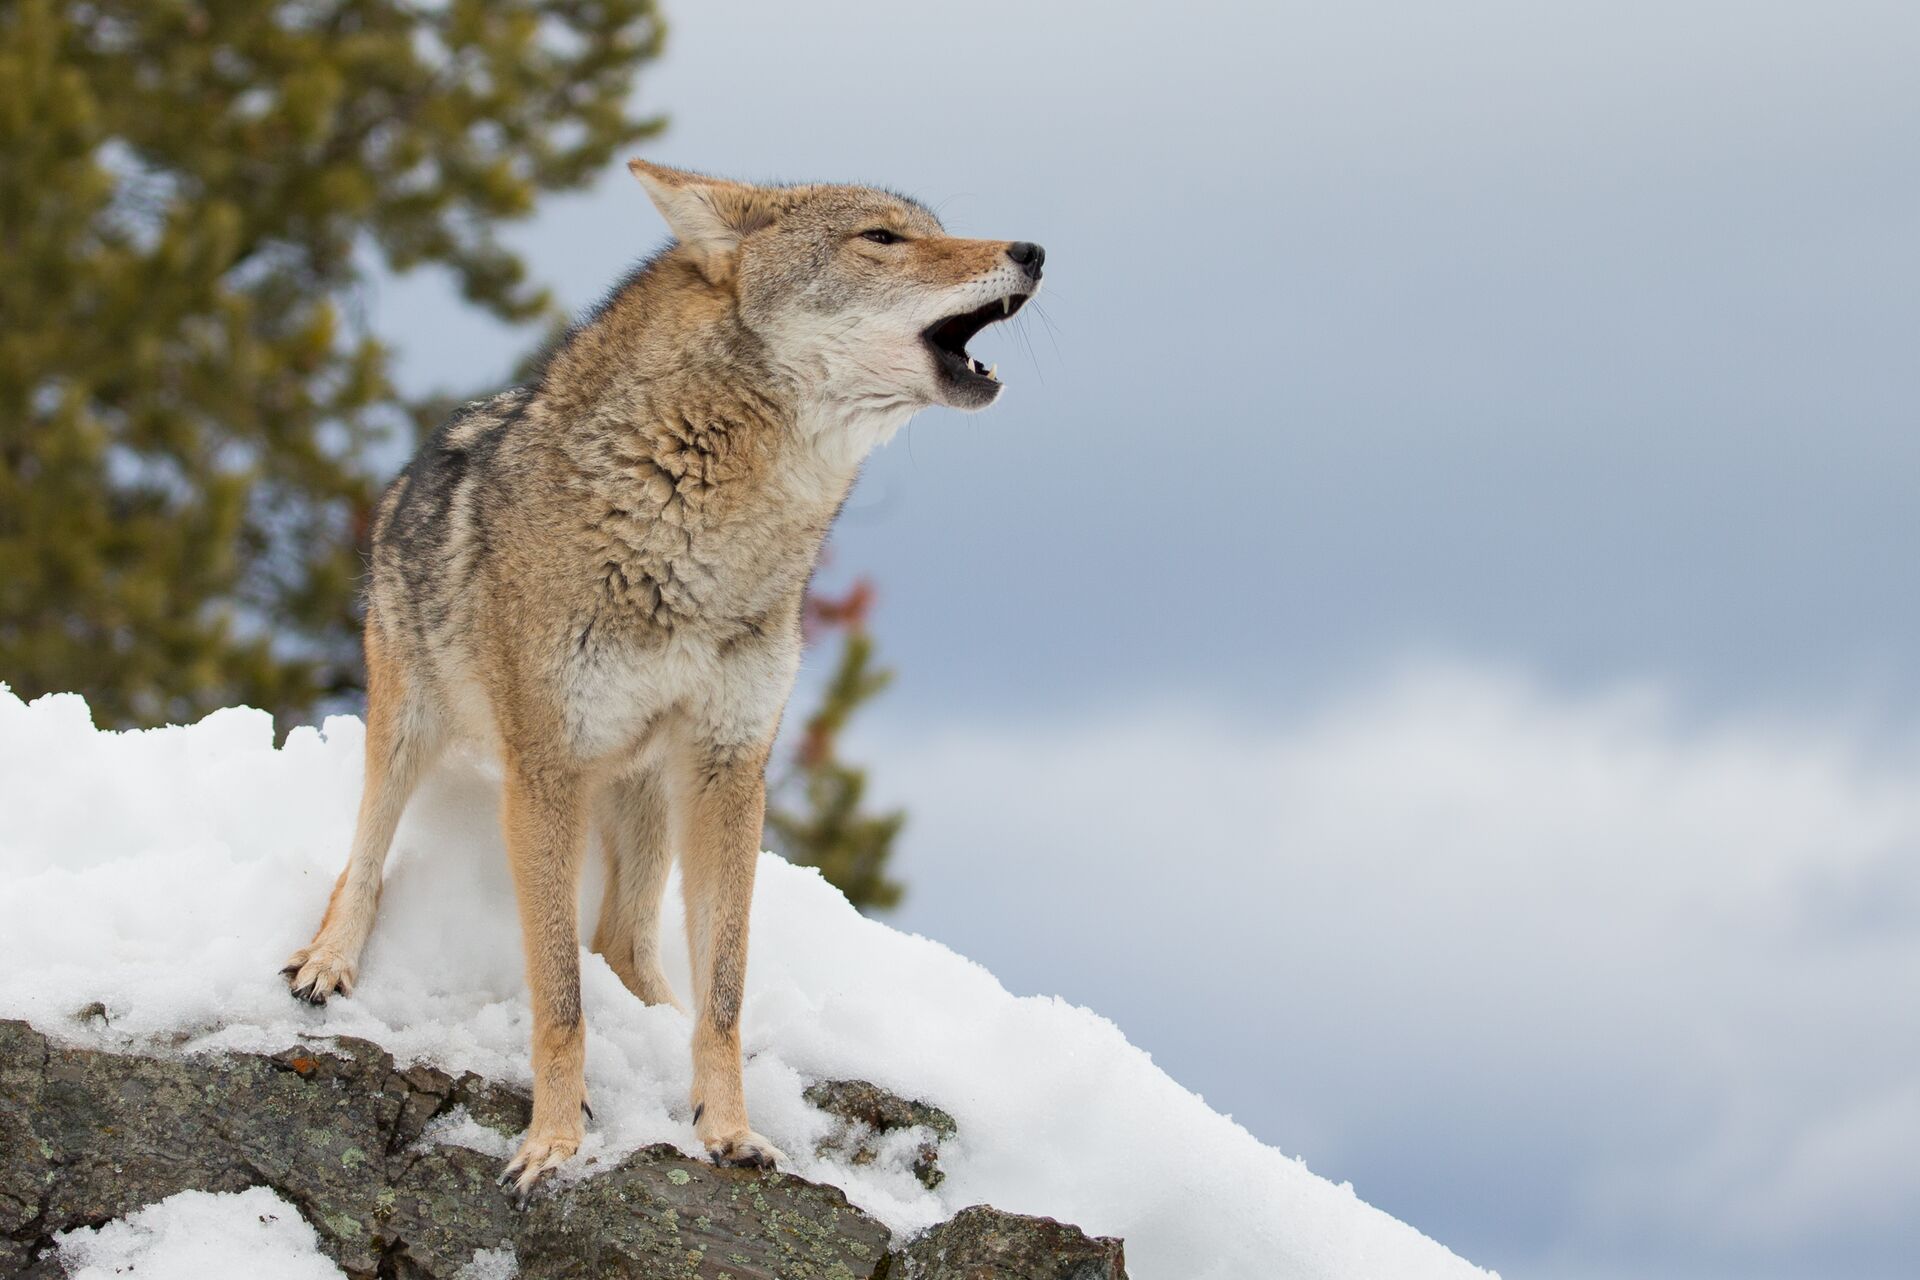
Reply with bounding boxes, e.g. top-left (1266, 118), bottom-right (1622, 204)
top-left (370, 4), bottom-right (1920, 1276)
